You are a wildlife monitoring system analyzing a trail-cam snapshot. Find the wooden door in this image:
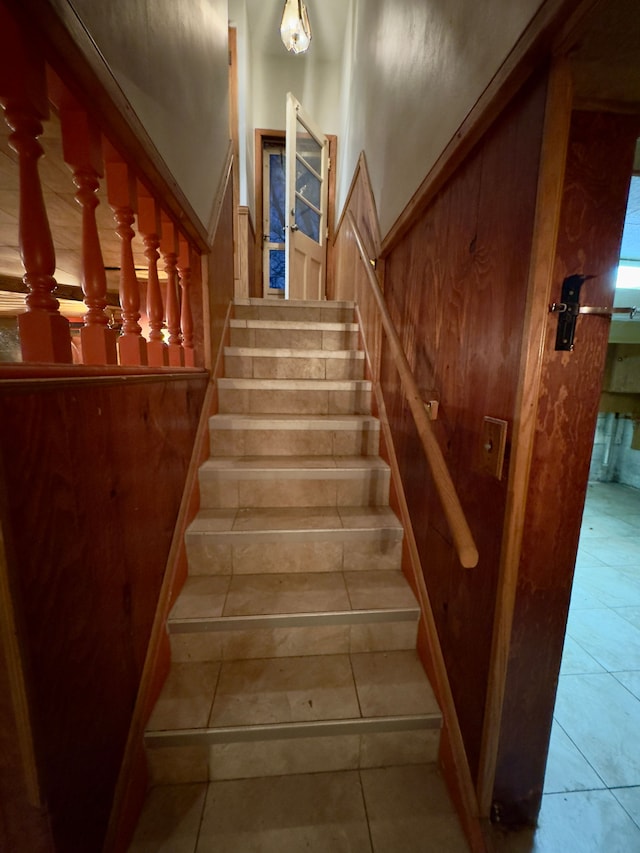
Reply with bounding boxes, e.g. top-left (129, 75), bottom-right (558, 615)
top-left (285, 93), bottom-right (329, 300)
